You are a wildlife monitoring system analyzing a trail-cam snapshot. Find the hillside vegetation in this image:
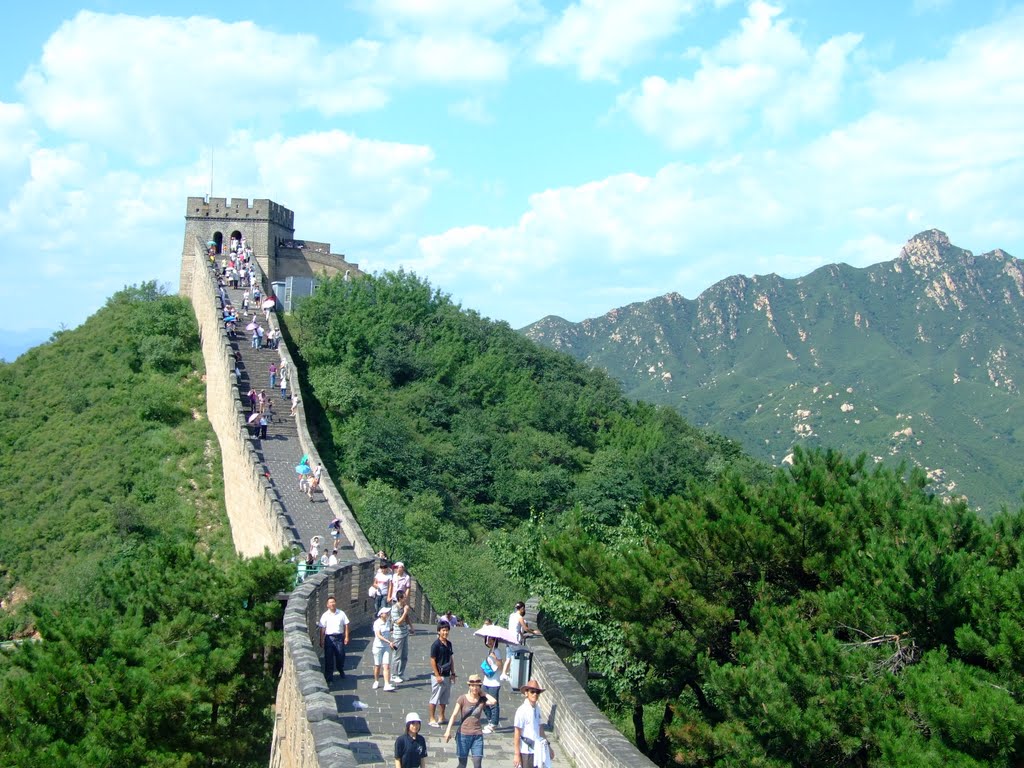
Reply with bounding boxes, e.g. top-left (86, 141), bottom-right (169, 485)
top-left (287, 270), bottom-right (765, 617)
top-left (290, 270), bottom-right (1024, 767)
top-left (523, 230), bottom-right (1024, 513)
top-left (0, 283), bottom-right (291, 767)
